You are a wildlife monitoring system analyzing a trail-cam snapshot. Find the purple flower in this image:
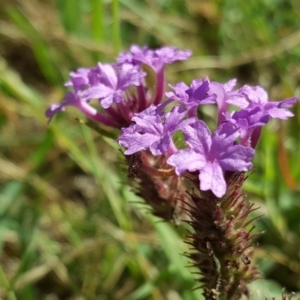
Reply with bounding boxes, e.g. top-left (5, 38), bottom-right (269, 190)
top-left (45, 61), bottom-right (147, 127)
top-left (118, 105), bottom-right (195, 156)
top-left (134, 103), bottom-right (166, 118)
top-left (65, 67), bottom-right (91, 89)
top-left (227, 85), bottom-right (298, 120)
top-left (117, 45), bottom-right (192, 72)
top-left (117, 45), bottom-right (192, 105)
top-left (222, 85), bottom-right (298, 147)
top-left (208, 78), bottom-right (239, 124)
top-left (117, 45), bottom-right (149, 66)
top-left (225, 107), bottom-right (270, 146)
top-left (82, 63), bottom-right (145, 109)
top-left (166, 78), bottom-right (216, 117)
top-left (45, 90), bottom-right (118, 127)
top-left (46, 91), bottom-right (85, 119)
top-left (151, 46), bottom-right (192, 72)
top-left (262, 97), bottom-right (298, 119)
top-left (167, 120), bottom-right (254, 197)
